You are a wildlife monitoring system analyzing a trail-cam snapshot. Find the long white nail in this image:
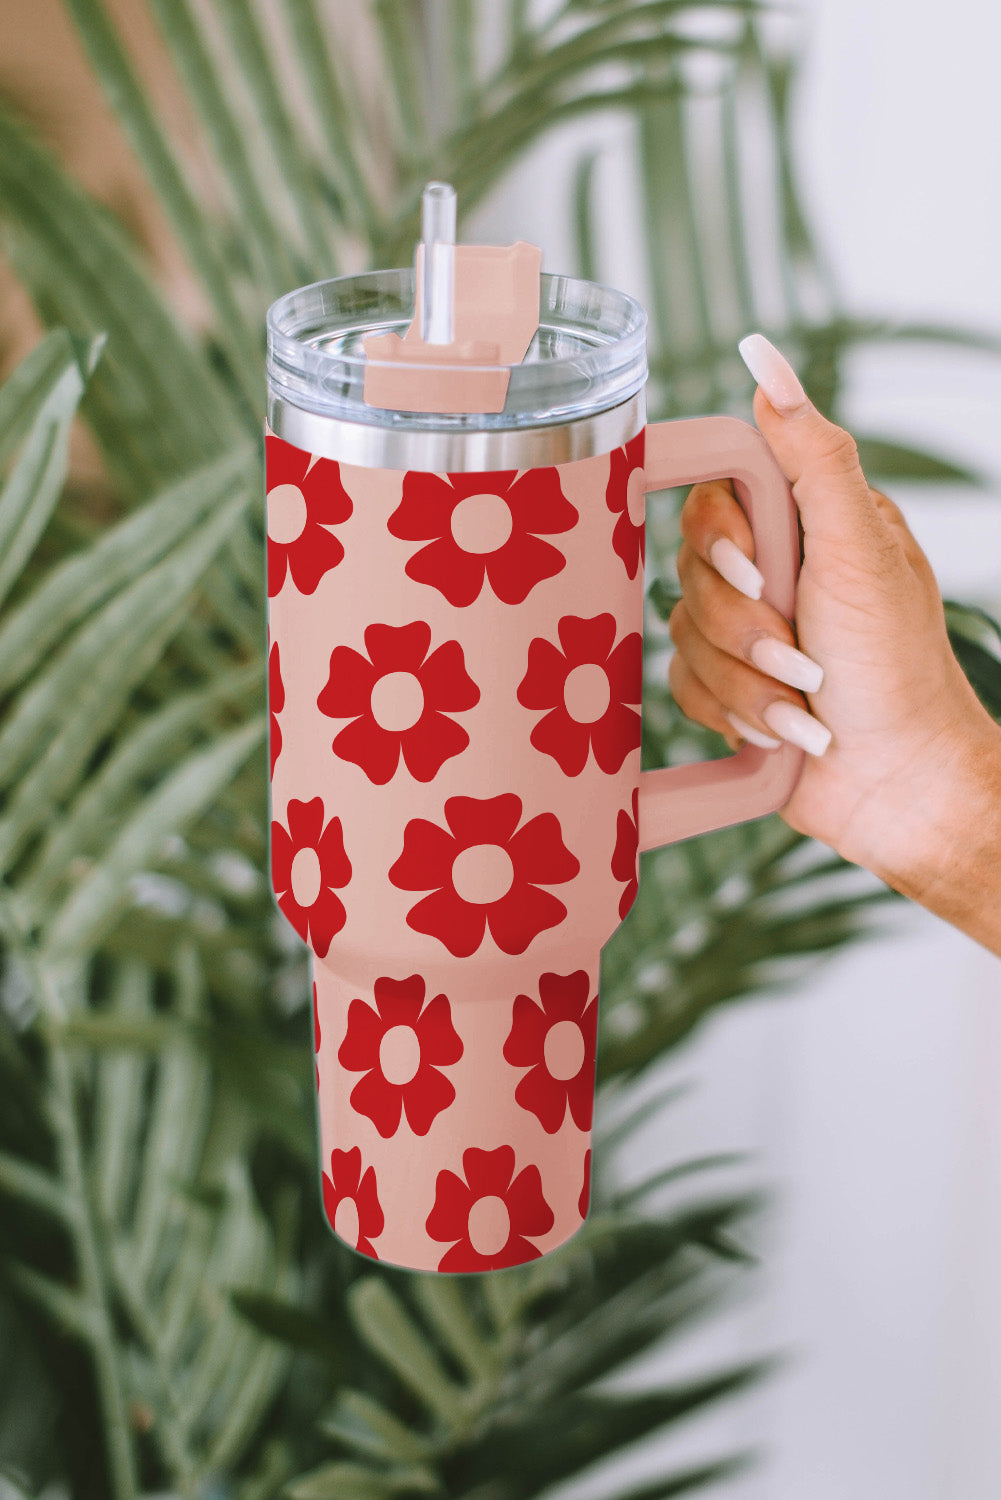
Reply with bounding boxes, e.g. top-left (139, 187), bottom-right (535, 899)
top-left (738, 333), bottom-right (808, 414)
top-left (726, 711), bottom-right (782, 750)
top-left (709, 537), bottom-right (764, 600)
top-left (762, 700), bottom-right (832, 756)
top-left (748, 635), bottom-right (824, 693)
